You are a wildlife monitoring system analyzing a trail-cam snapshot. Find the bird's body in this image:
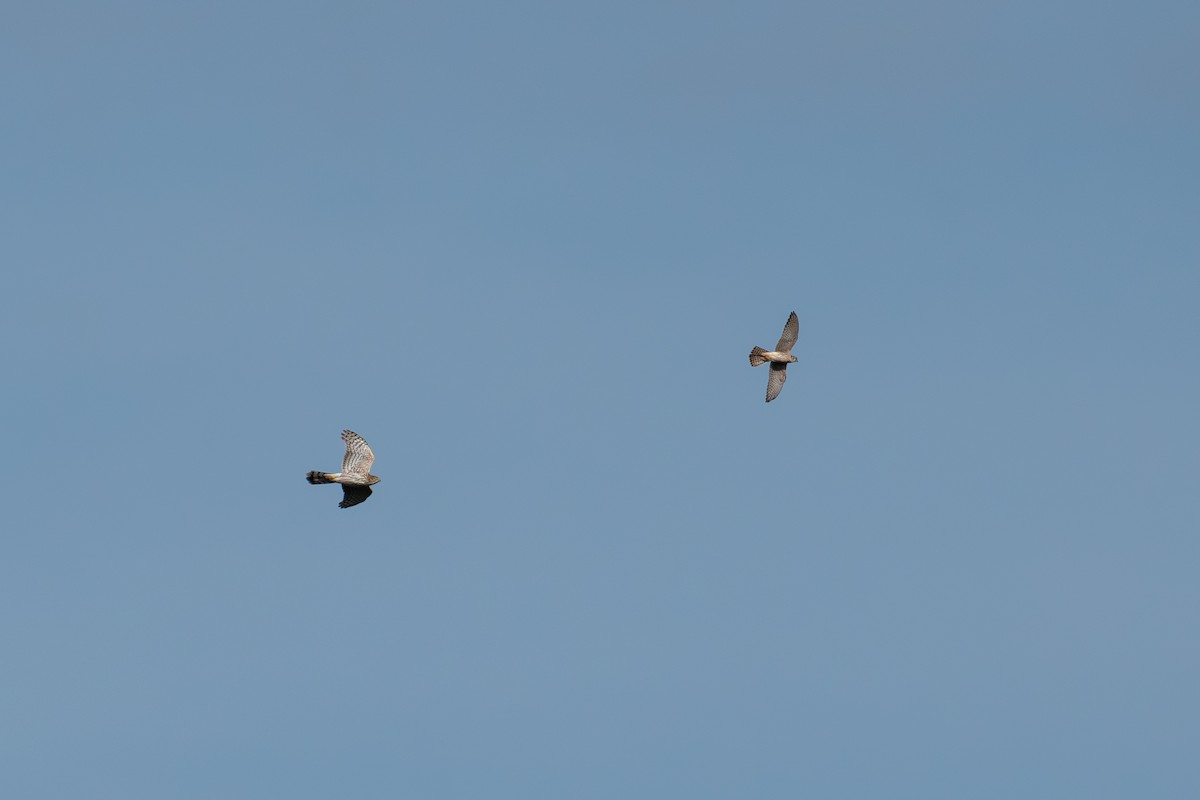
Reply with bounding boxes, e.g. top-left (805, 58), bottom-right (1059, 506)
top-left (306, 471), bottom-right (375, 486)
top-left (307, 429), bottom-right (380, 508)
top-left (751, 349), bottom-right (797, 365)
top-left (749, 311), bottom-right (800, 402)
